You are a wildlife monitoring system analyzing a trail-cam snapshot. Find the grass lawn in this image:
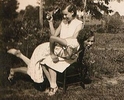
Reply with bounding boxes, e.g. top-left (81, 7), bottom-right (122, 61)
top-left (0, 33), bottom-right (124, 100)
